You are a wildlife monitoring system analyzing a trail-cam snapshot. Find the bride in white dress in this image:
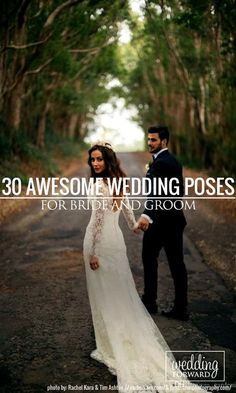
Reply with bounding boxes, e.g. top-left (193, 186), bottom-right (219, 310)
top-left (83, 142), bottom-right (207, 393)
